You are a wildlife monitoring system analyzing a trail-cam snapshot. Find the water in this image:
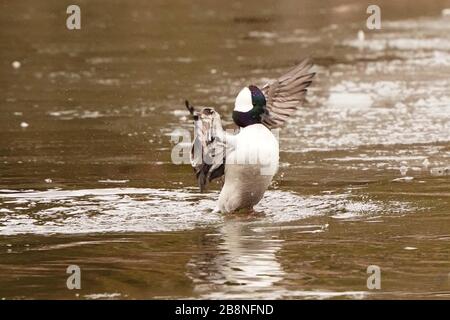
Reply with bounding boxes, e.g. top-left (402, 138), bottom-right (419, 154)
top-left (1, 0), bottom-right (450, 299)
